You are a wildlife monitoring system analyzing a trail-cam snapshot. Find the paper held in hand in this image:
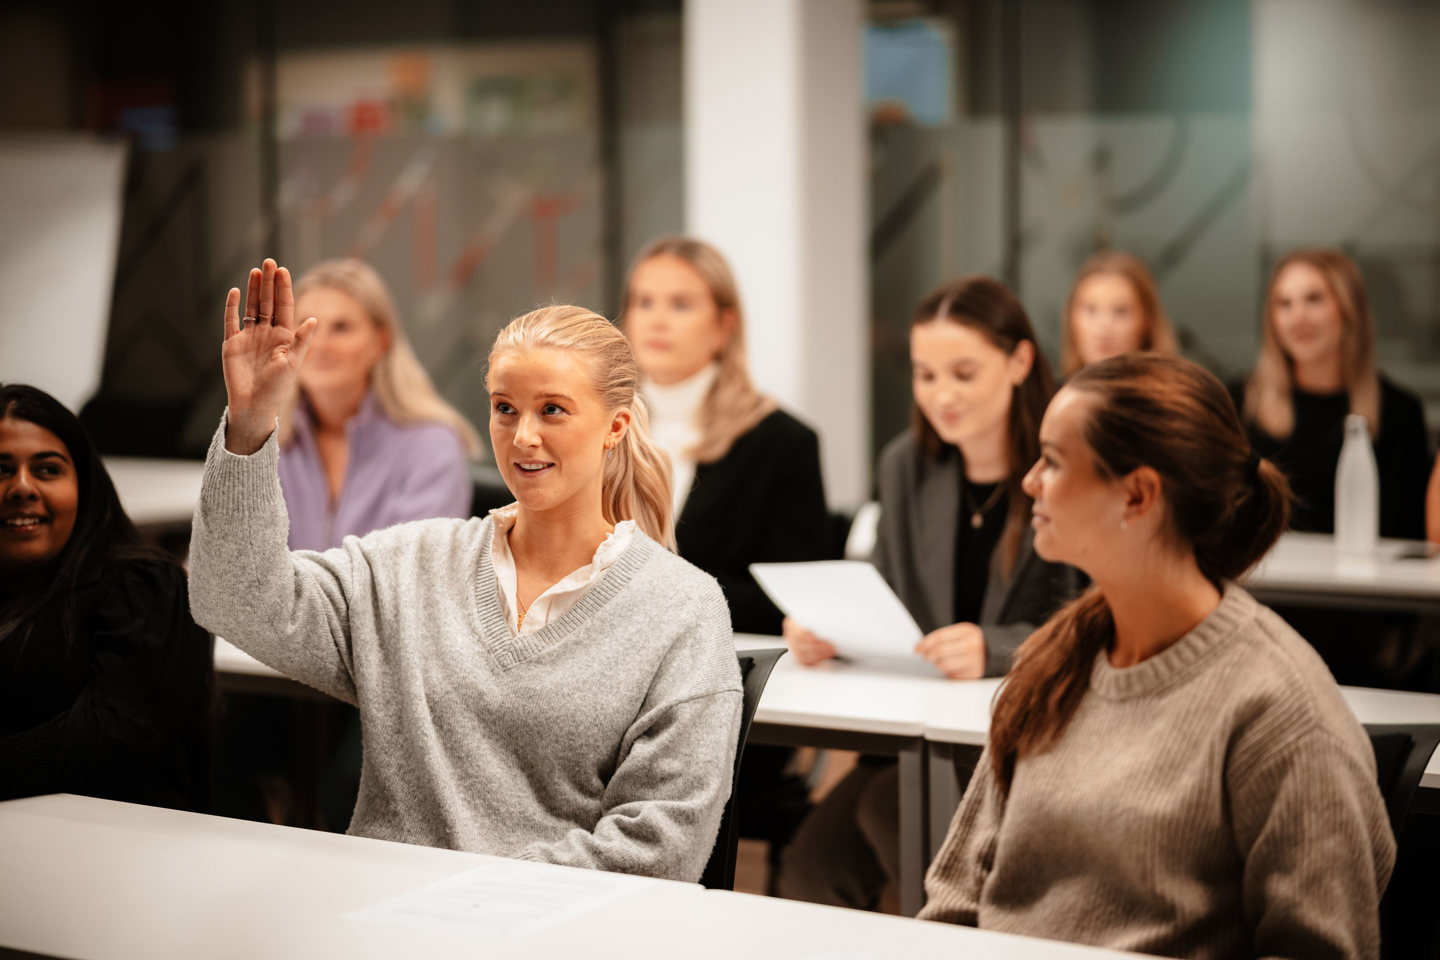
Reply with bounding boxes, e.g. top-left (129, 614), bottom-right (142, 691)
top-left (750, 561), bottom-right (924, 662)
